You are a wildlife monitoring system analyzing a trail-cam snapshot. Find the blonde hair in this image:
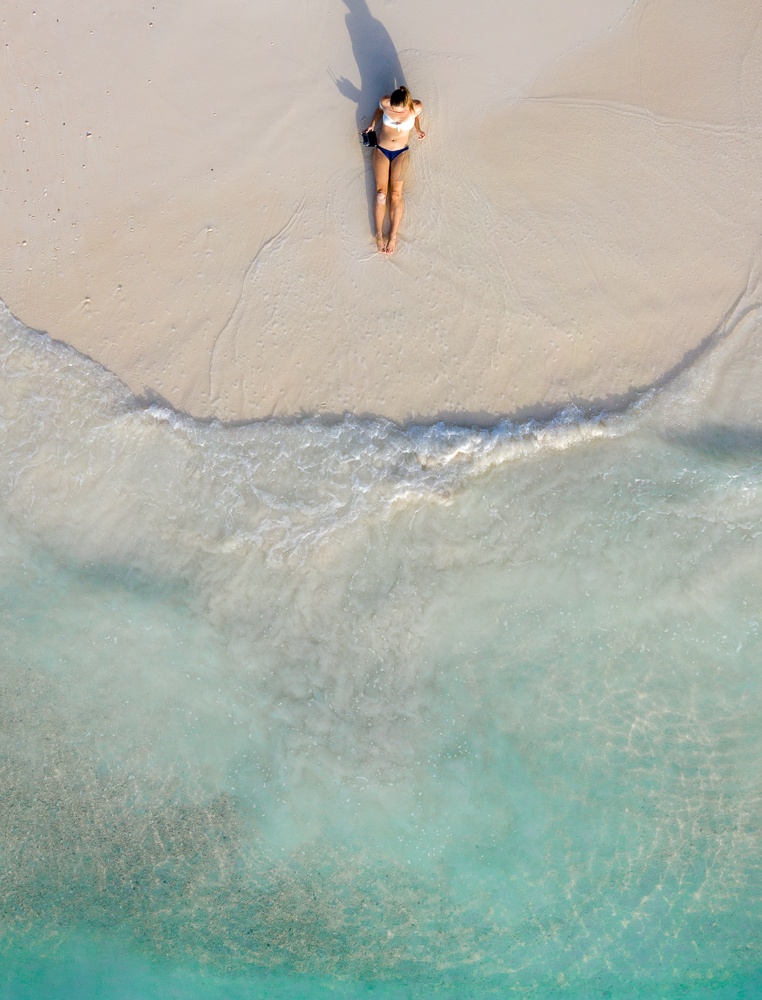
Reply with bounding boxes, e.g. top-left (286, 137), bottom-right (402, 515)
top-left (390, 86), bottom-right (414, 112)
